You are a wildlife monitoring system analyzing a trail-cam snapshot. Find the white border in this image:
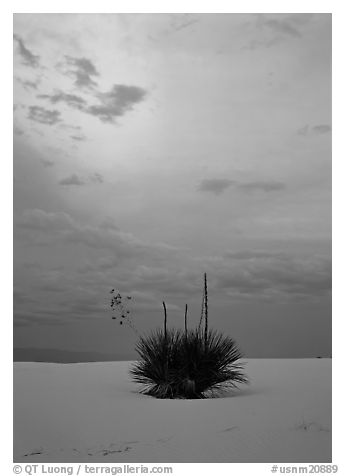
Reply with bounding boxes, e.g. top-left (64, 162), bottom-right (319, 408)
top-left (4, 2), bottom-right (342, 474)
